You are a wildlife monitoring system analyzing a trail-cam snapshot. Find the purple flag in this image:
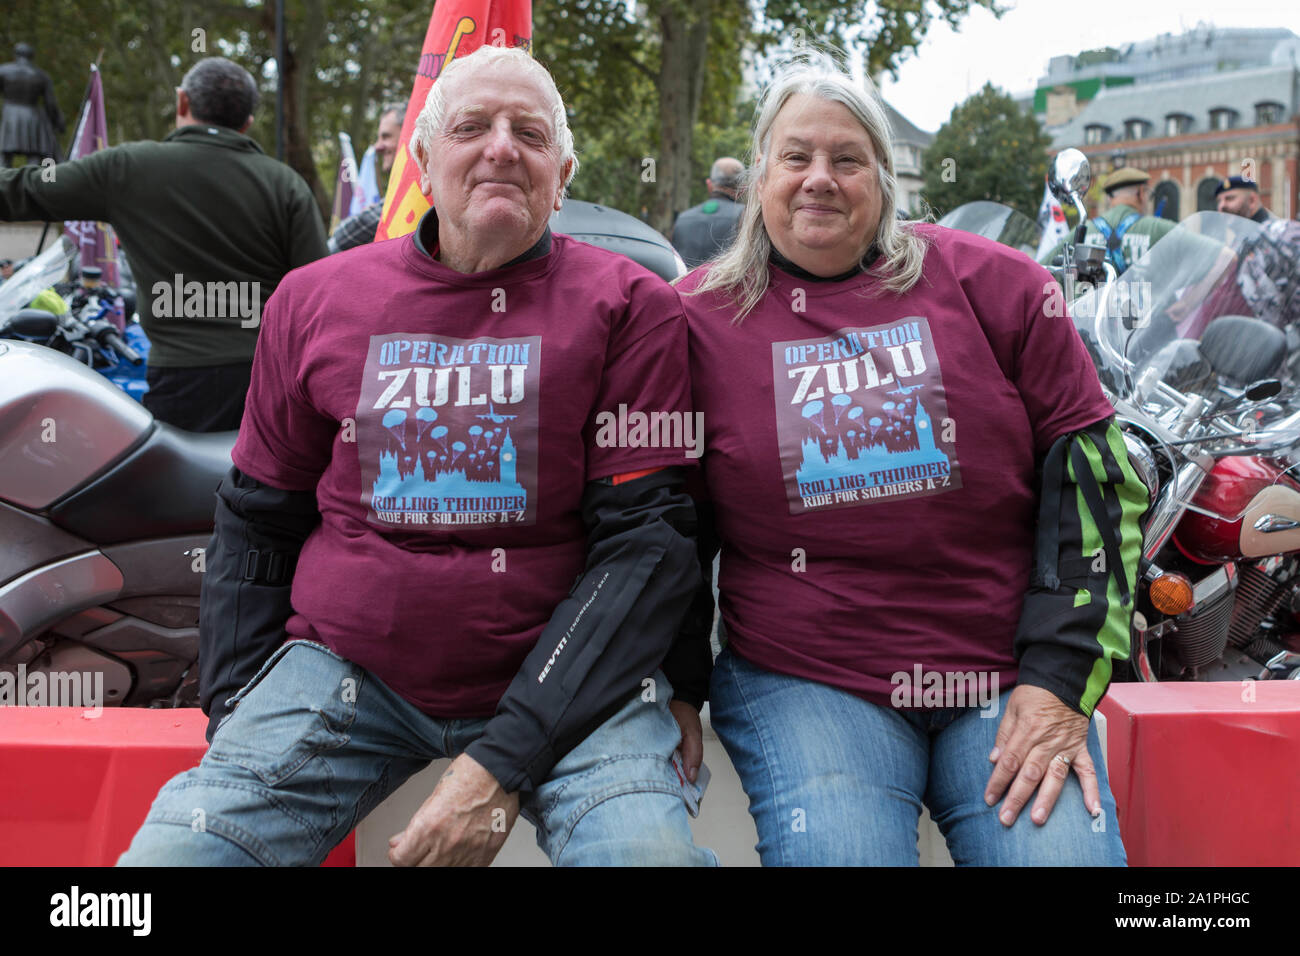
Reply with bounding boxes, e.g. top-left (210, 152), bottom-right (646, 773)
top-left (63, 65), bottom-right (121, 290)
top-left (331, 132), bottom-right (360, 233)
